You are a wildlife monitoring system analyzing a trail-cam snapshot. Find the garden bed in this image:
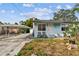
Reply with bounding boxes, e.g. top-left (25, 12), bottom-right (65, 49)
top-left (17, 38), bottom-right (79, 56)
